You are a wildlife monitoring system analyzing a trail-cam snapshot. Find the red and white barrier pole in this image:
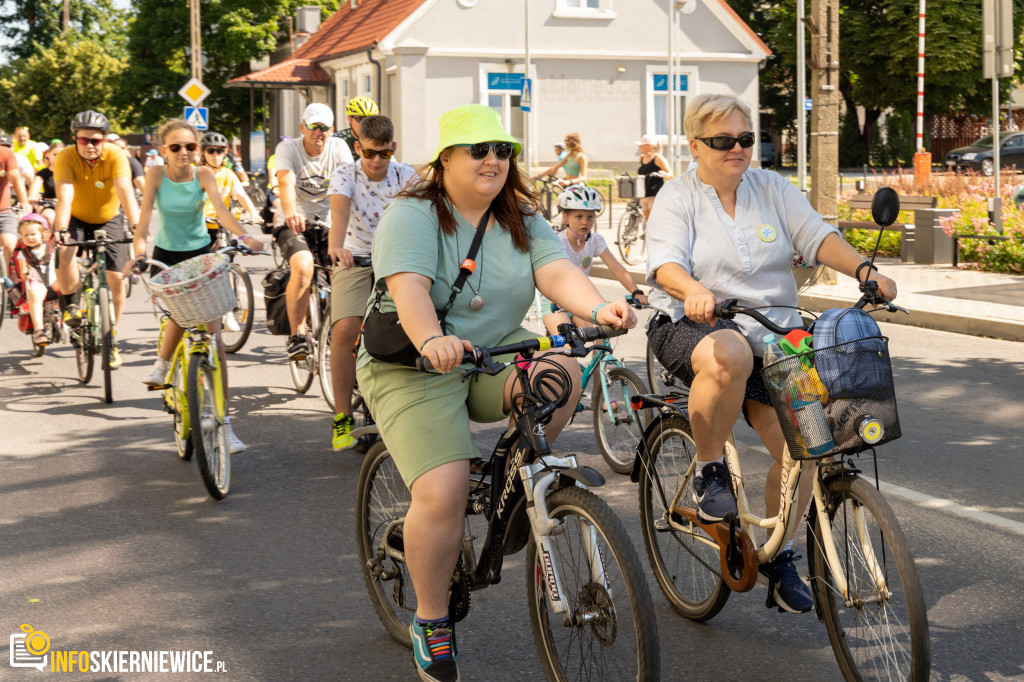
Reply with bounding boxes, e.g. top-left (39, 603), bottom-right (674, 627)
top-left (913, 0), bottom-right (931, 185)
